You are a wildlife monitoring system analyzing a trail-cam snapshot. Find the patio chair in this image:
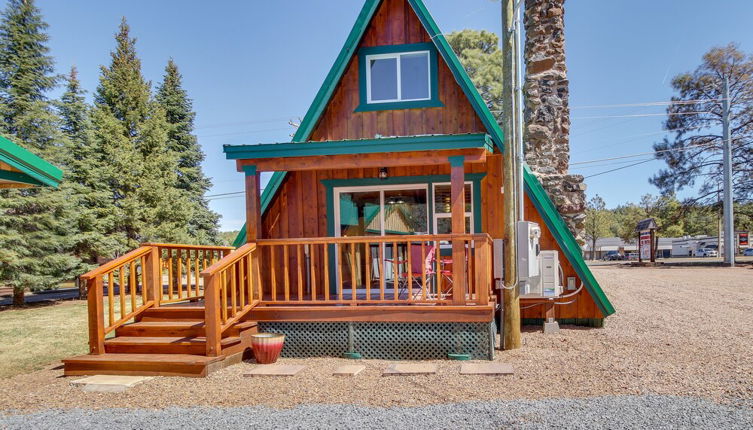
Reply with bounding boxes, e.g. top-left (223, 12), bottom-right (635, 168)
top-left (389, 243), bottom-right (453, 300)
